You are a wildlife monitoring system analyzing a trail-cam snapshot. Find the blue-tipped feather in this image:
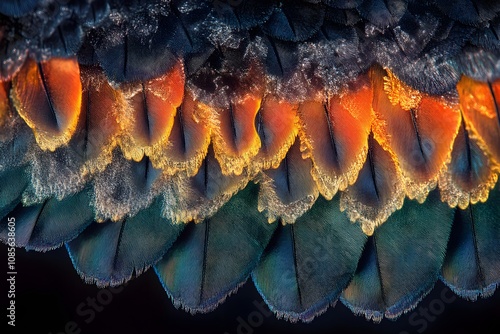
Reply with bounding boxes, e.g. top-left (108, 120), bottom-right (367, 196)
top-left (67, 197), bottom-right (183, 287)
top-left (252, 195), bottom-right (367, 322)
top-left (155, 183), bottom-right (275, 313)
